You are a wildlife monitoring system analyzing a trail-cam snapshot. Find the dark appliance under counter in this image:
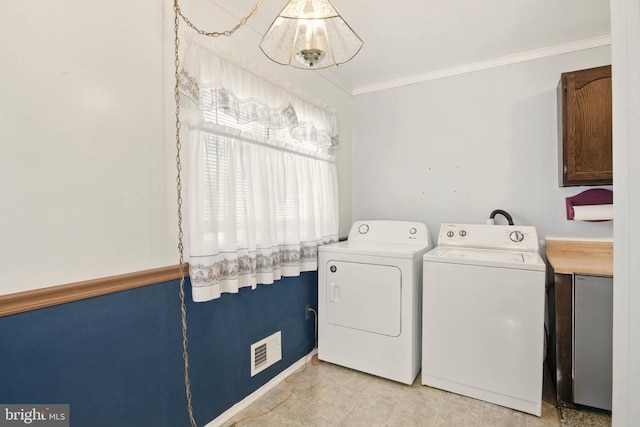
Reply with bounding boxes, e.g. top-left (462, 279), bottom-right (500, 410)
top-left (545, 238), bottom-right (613, 411)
